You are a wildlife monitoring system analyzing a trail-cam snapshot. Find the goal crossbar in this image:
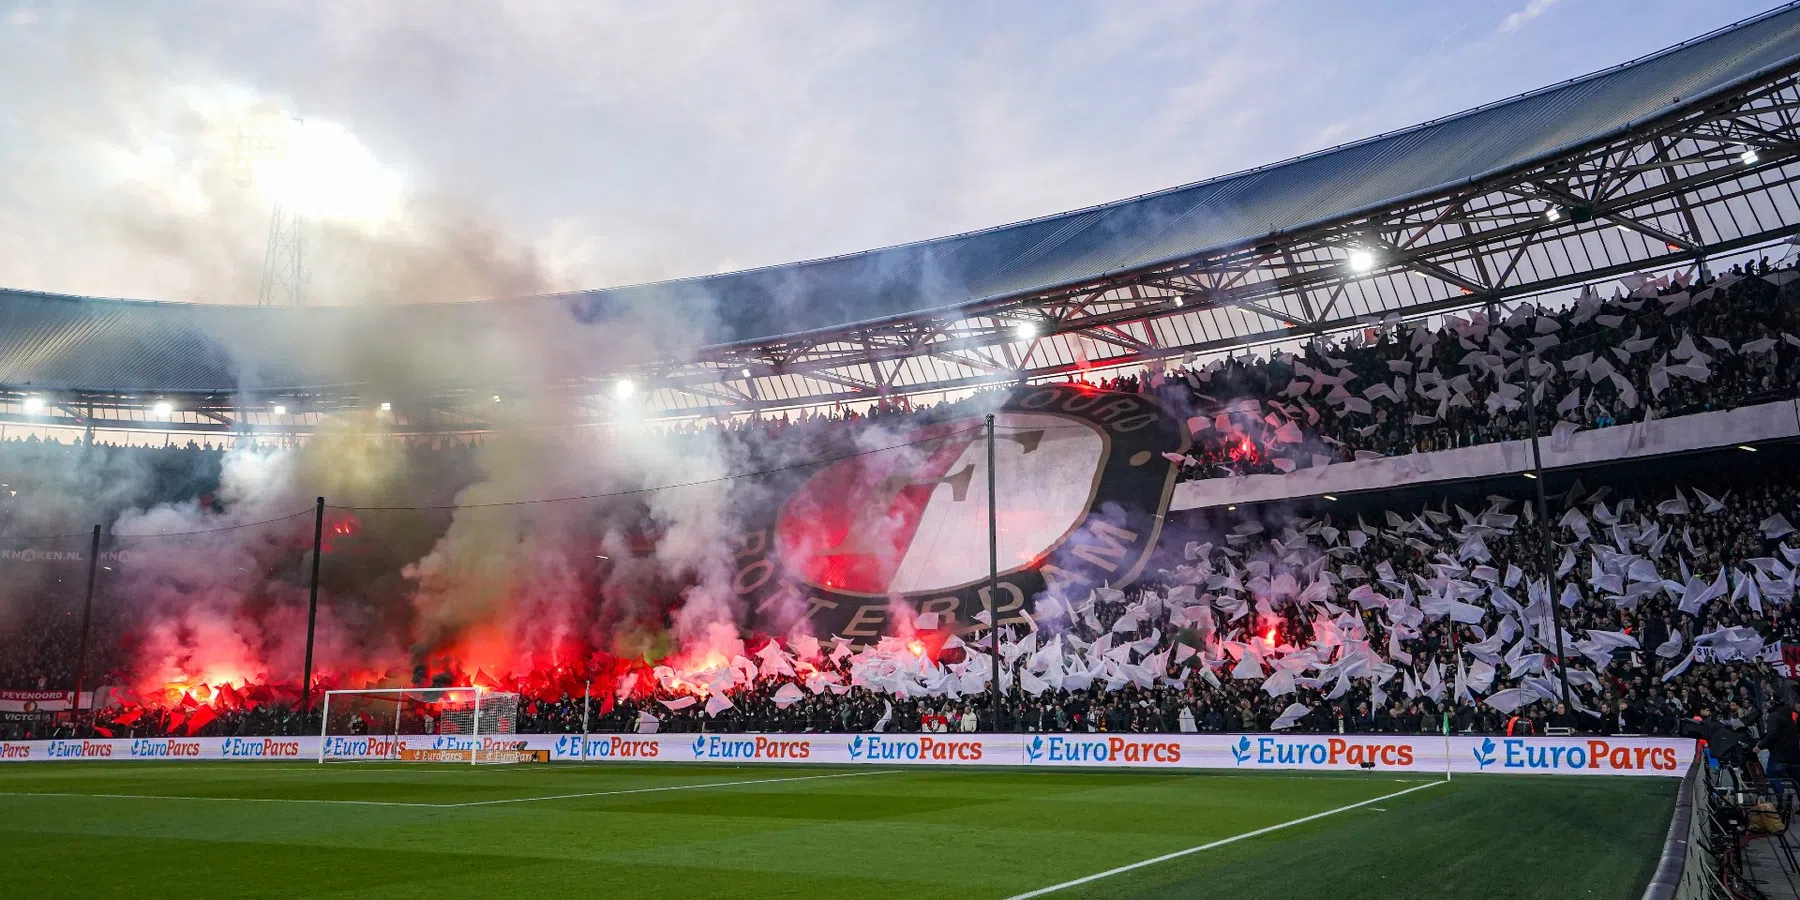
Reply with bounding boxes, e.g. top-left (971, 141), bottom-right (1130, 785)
top-left (317, 687), bottom-right (520, 765)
